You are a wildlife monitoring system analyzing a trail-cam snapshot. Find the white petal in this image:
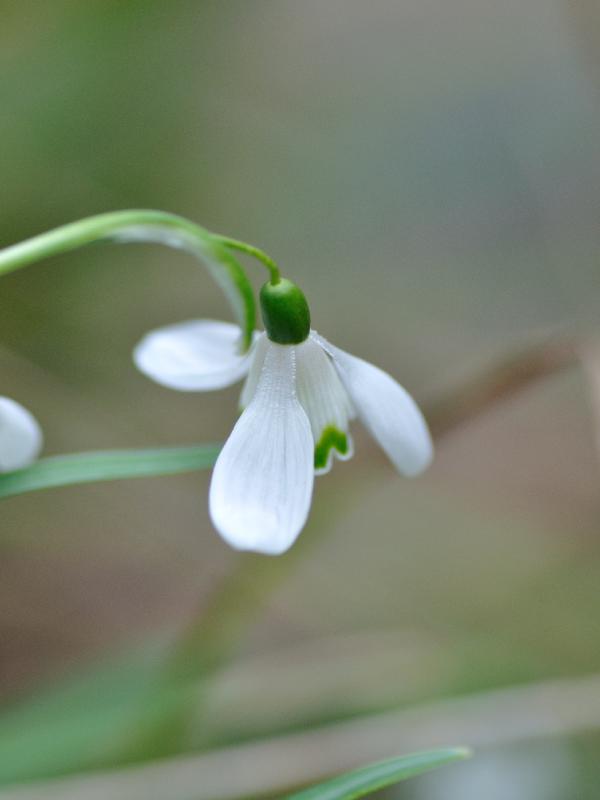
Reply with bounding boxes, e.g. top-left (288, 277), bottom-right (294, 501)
top-left (313, 333), bottom-right (433, 476)
top-left (0, 397), bottom-right (43, 472)
top-left (209, 342), bottom-right (314, 555)
top-left (134, 320), bottom-right (254, 391)
top-left (295, 337), bottom-right (355, 475)
top-left (239, 332), bottom-right (268, 410)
